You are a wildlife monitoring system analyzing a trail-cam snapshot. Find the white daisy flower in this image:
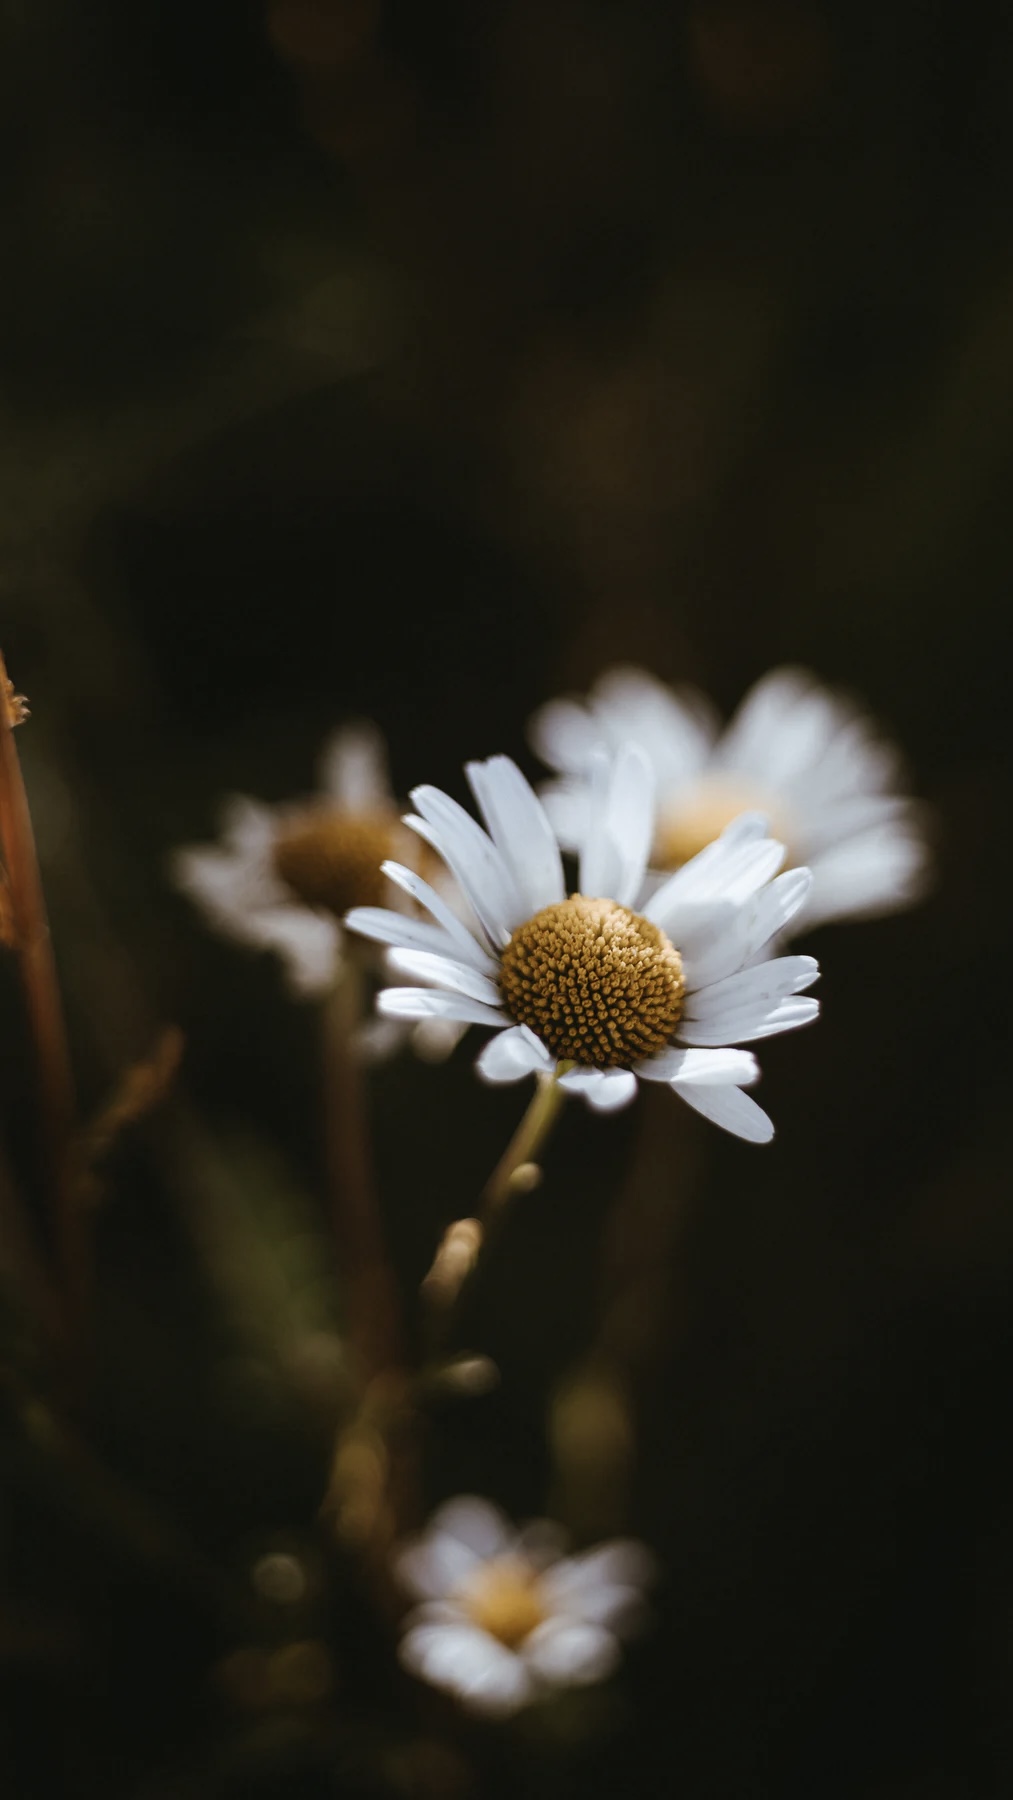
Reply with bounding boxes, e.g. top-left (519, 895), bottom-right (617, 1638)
top-left (172, 723), bottom-right (428, 1003)
top-left (395, 1495), bottom-right (654, 1718)
top-left (345, 748), bottom-right (819, 1142)
top-left (530, 665), bottom-right (929, 931)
